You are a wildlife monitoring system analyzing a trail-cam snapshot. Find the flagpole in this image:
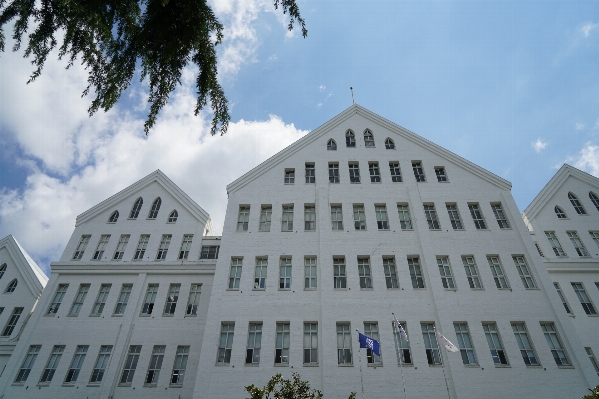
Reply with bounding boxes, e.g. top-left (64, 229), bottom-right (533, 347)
top-left (434, 327), bottom-right (453, 399)
top-left (391, 314), bottom-right (408, 399)
top-left (355, 329), bottom-right (365, 399)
